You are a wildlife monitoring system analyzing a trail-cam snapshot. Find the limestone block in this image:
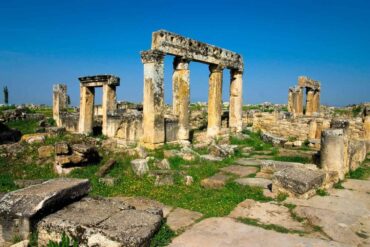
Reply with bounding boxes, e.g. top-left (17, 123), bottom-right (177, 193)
top-left (0, 178), bottom-right (90, 242)
top-left (38, 145), bottom-right (54, 158)
top-left (131, 159), bottom-right (149, 176)
top-left (55, 142), bottom-right (70, 155)
top-left (37, 197), bottom-right (161, 247)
